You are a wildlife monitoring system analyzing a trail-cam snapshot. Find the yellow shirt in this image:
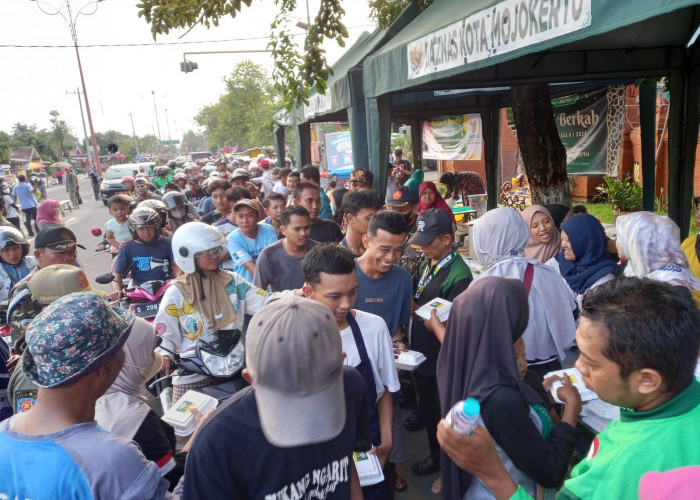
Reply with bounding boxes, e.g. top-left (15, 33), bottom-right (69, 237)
top-left (681, 235), bottom-right (700, 308)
